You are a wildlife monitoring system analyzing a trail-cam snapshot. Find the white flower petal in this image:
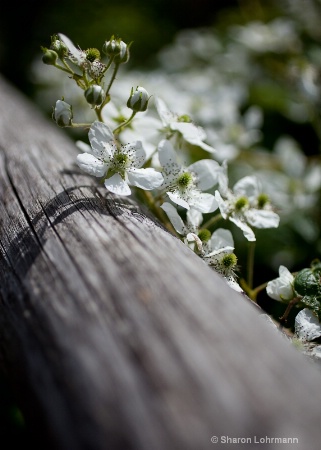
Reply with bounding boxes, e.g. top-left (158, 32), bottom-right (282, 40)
top-left (229, 215), bottom-right (256, 241)
top-left (171, 122), bottom-right (216, 152)
top-left (127, 168), bottom-right (163, 190)
top-left (206, 246), bottom-right (235, 258)
top-left (186, 208), bottom-right (203, 229)
top-left (214, 191), bottom-right (230, 218)
top-left (58, 33), bottom-right (84, 64)
top-left (76, 153), bottom-right (108, 177)
top-left (218, 160), bottom-right (229, 197)
top-left (188, 159), bottom-right (221, 191)
top-left (158, 139), bottom-right (178, 167)
top-left (129, 141), bottom-right (146, 168)
top-left (233, 175), bottom-right (260, 201)
top-left (210, 228), bottom-right (234, 251)
top-left (104, 173), bottom-right (131, 196)
top-left (160, 202), bottom-right (185, 234)
top-left (167, 191), bottom-right (190, 209)
top-left (155, 97), bottom-right (175, 126)
top-left (266, 265), bottom-right (294, 301)
top-left (188, 192), bottom-right (218, 213)
top-left (89, 121), bottom-right (115, 158)
top-left (245, 209), bottom-right (280, 229)
top-left (295, 308), bottom-right (321, 341)
top-left (225, 276), bottom-right (243, 292)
